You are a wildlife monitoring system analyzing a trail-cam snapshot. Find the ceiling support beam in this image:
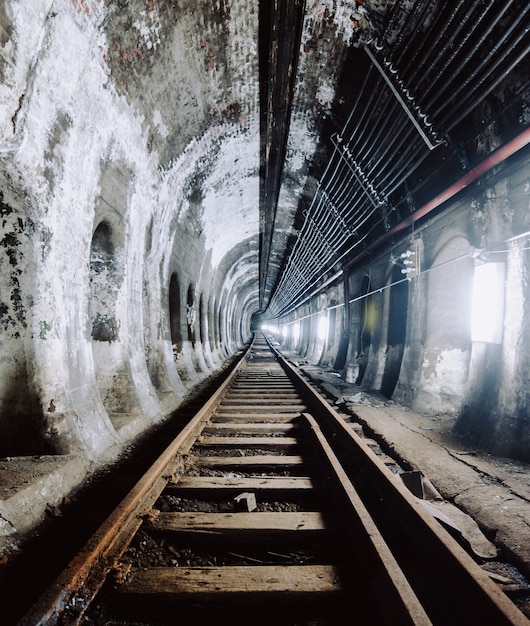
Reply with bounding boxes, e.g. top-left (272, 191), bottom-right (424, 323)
top-left (258, 0), bottom-right (306, 312)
